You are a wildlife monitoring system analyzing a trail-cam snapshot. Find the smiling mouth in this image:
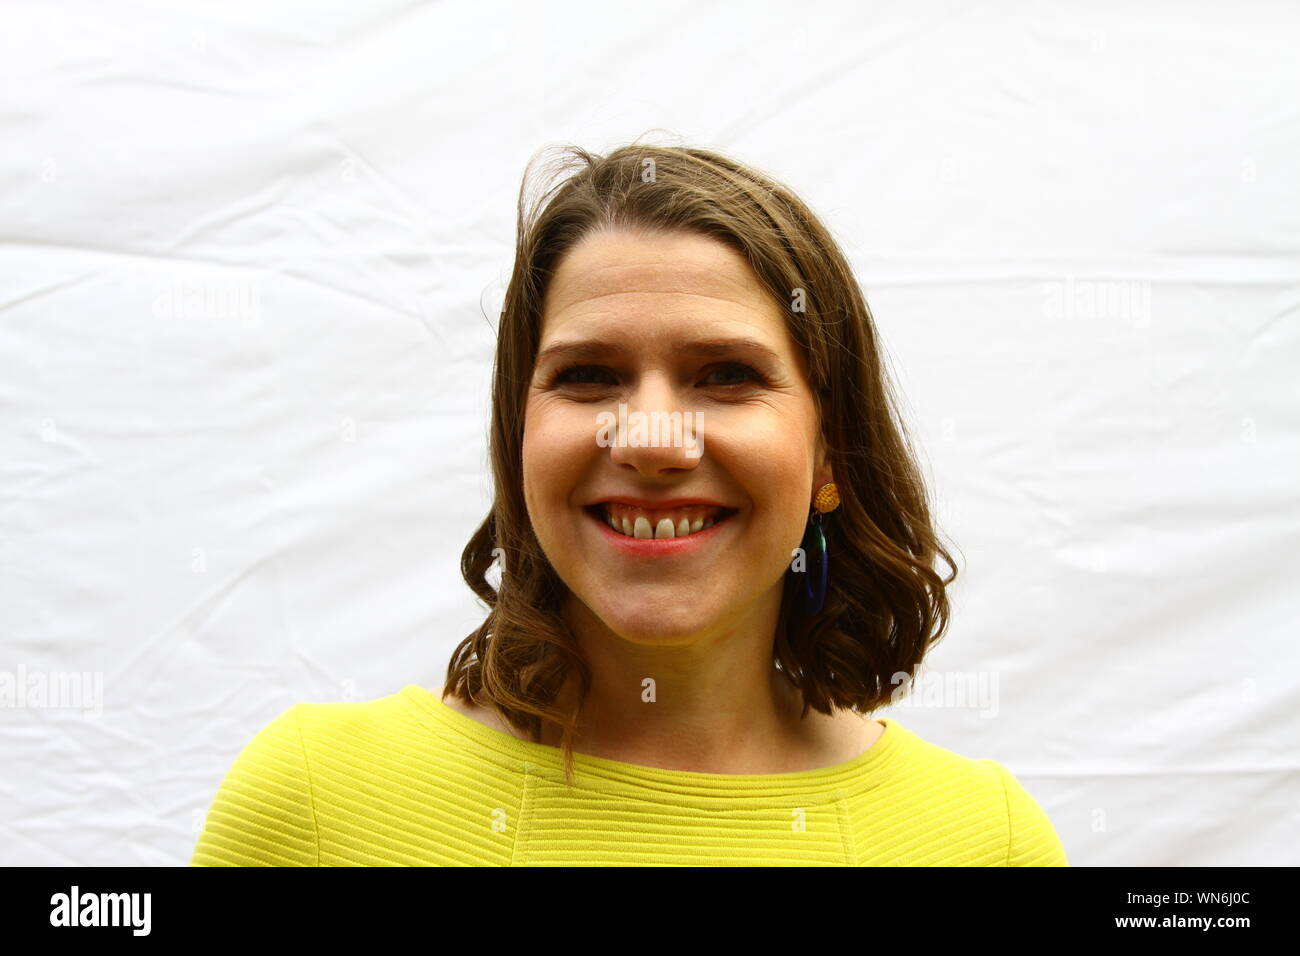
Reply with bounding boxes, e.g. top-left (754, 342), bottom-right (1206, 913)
top-left (583, 504), bottom-right (739, 540)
